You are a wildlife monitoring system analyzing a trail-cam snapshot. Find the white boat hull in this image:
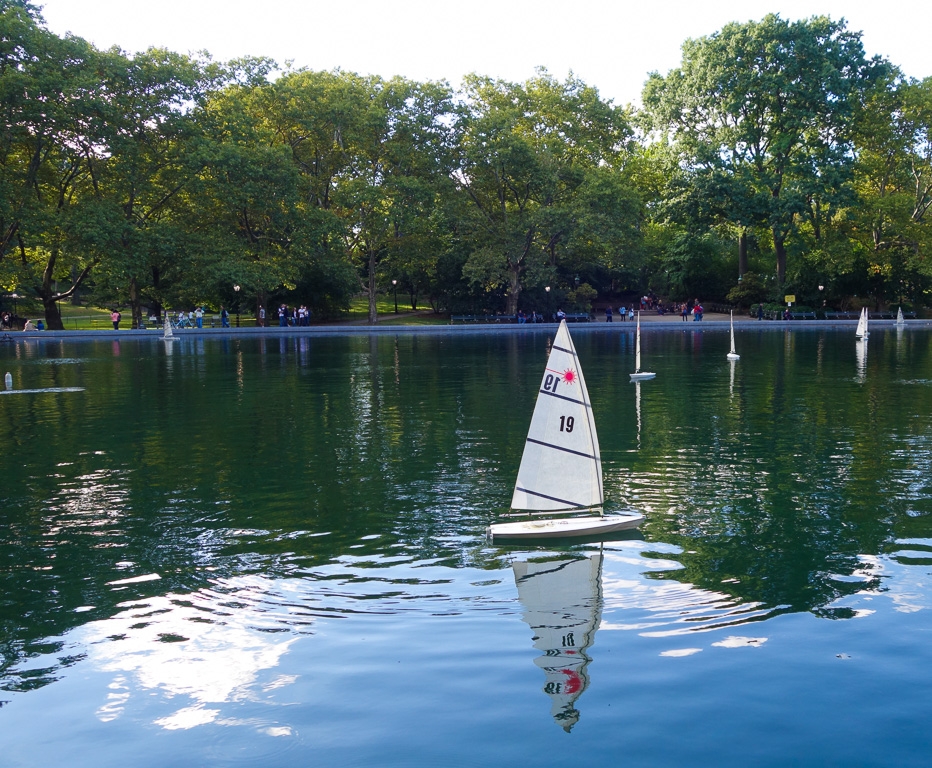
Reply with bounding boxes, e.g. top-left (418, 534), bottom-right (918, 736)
top-left (726, 352), bottom-right (740, 361)
top-left (629, 372), bottom-right (656, 381)
top-left (487, 512), bottom-right (644, 541)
